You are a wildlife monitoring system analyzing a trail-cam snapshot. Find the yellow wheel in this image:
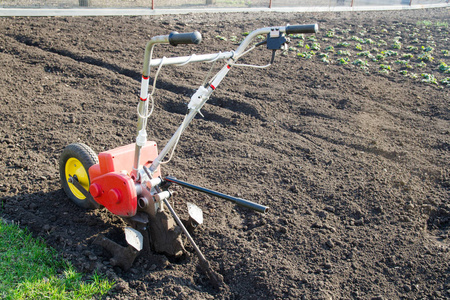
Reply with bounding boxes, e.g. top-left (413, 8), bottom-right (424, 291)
top-left (65, 157), bottom-right (90, 200)
top-left (59, 143), bottom-right (98, 209)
